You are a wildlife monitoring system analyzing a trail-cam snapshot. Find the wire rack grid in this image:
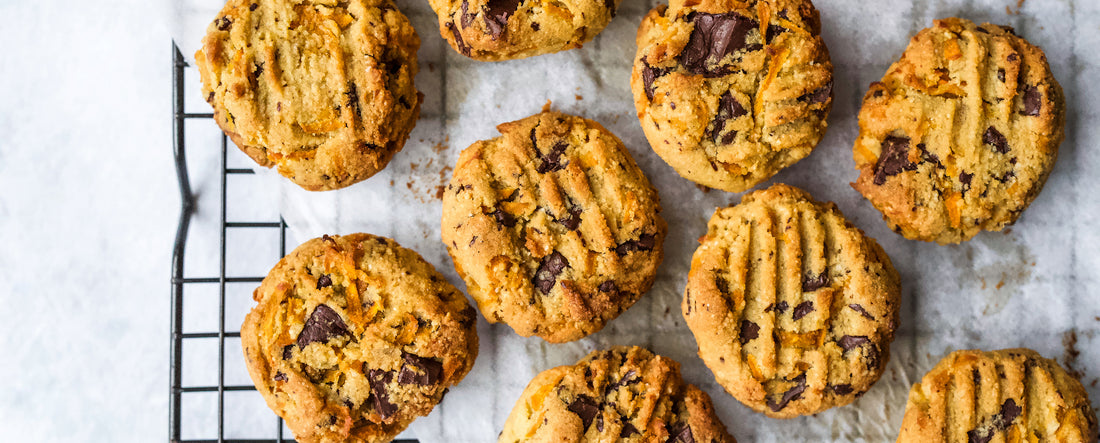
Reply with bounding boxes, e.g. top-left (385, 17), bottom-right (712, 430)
top-left (169, 43), bottom-right (420, 443)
